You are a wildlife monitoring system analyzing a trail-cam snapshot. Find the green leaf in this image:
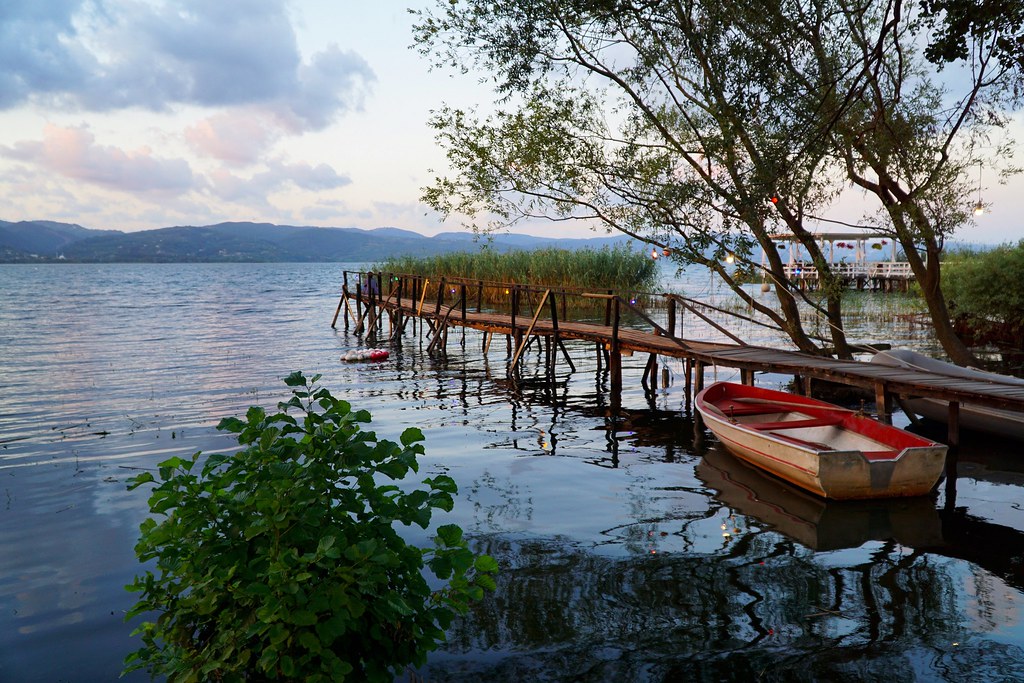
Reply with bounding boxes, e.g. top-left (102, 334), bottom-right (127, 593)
top-left (291, 610), bottom-right (318, 626)
top-left (400, 427), bottom-right (425, 446)
top-left (436, 524), bottom-right (463, 547)
top-left (474, 555), bottom-right (499, 573)
top-left (126, 471), bottom-right (155, 490)
top-left (283, 371), bottom-right (307, 387)
top-left (217, 416), bottom-right (247, 433)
